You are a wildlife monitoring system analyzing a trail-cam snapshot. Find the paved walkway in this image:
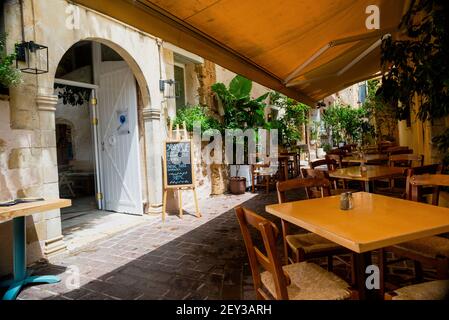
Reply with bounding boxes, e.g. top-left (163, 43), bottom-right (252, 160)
top-left (1, 190), bottom-right (437, 300)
